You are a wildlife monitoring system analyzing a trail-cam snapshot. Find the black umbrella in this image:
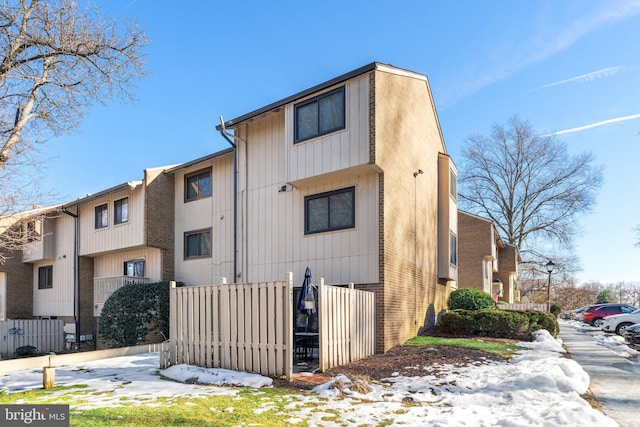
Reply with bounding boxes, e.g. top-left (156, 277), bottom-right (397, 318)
top-left (296, 267), bottom-right (316, 315)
